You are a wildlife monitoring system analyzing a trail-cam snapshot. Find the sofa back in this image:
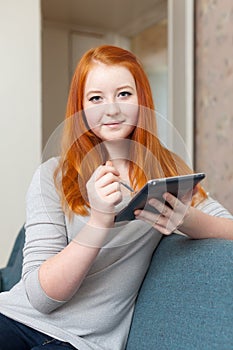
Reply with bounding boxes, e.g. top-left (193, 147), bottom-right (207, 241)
top-left (126, 234), bottom-right (233, 349)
